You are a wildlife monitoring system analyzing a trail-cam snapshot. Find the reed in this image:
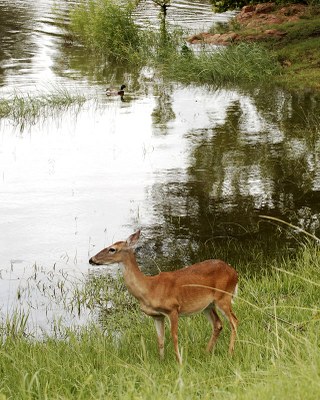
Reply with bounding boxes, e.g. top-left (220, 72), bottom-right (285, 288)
top-left (0, 89), bottom-right (87, 128)
top-left (163, 42), bottom-right (281, 85)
